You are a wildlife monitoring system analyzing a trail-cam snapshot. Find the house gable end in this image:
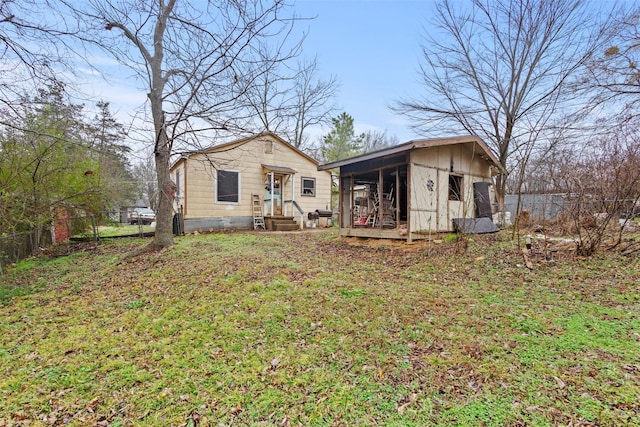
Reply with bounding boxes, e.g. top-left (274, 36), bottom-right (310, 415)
top-left (171, 132), bottom-right (333, 228)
